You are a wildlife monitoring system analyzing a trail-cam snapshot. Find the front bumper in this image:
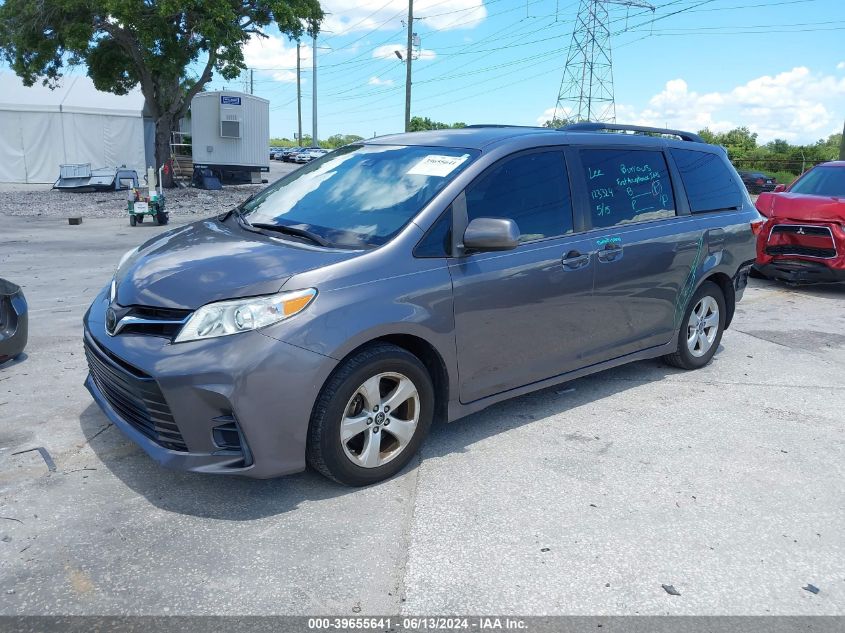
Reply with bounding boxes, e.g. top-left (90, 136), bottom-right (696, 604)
top-left (83, 288), bottom-right (338, 478)
top-left (0, 280), bottom-right (28, 363)
top-left (755, 259), bottom-right (845, 284)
